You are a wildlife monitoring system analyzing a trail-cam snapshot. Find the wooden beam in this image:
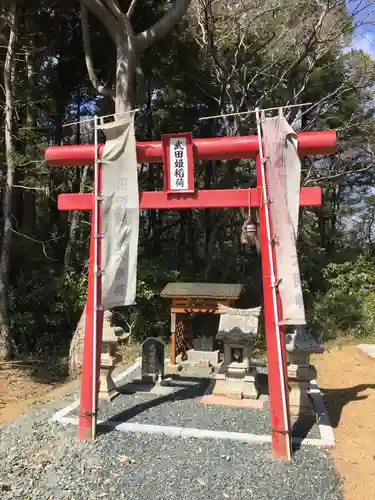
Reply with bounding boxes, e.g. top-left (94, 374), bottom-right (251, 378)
top-left (45, 130), bottom-right (337, 166)
top-left (57, 186), bottom-right (322, 211)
